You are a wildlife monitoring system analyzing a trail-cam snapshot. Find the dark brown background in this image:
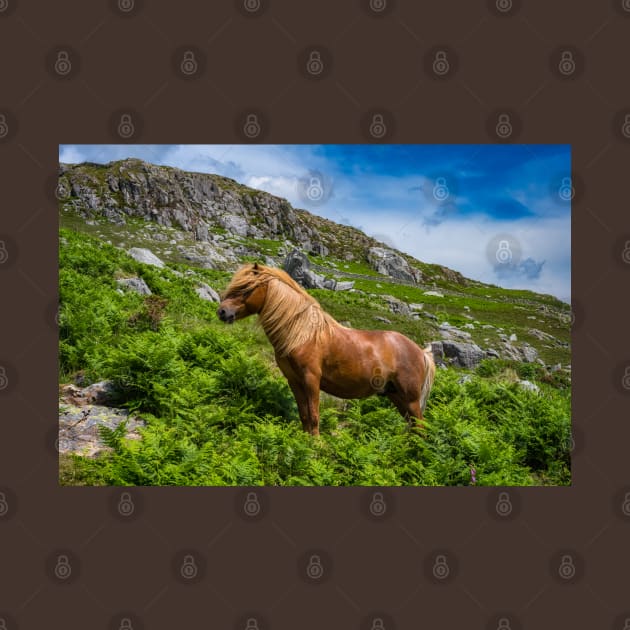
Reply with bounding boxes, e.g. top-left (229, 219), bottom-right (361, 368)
top-left (1, 0), bottom-right (629, 628)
